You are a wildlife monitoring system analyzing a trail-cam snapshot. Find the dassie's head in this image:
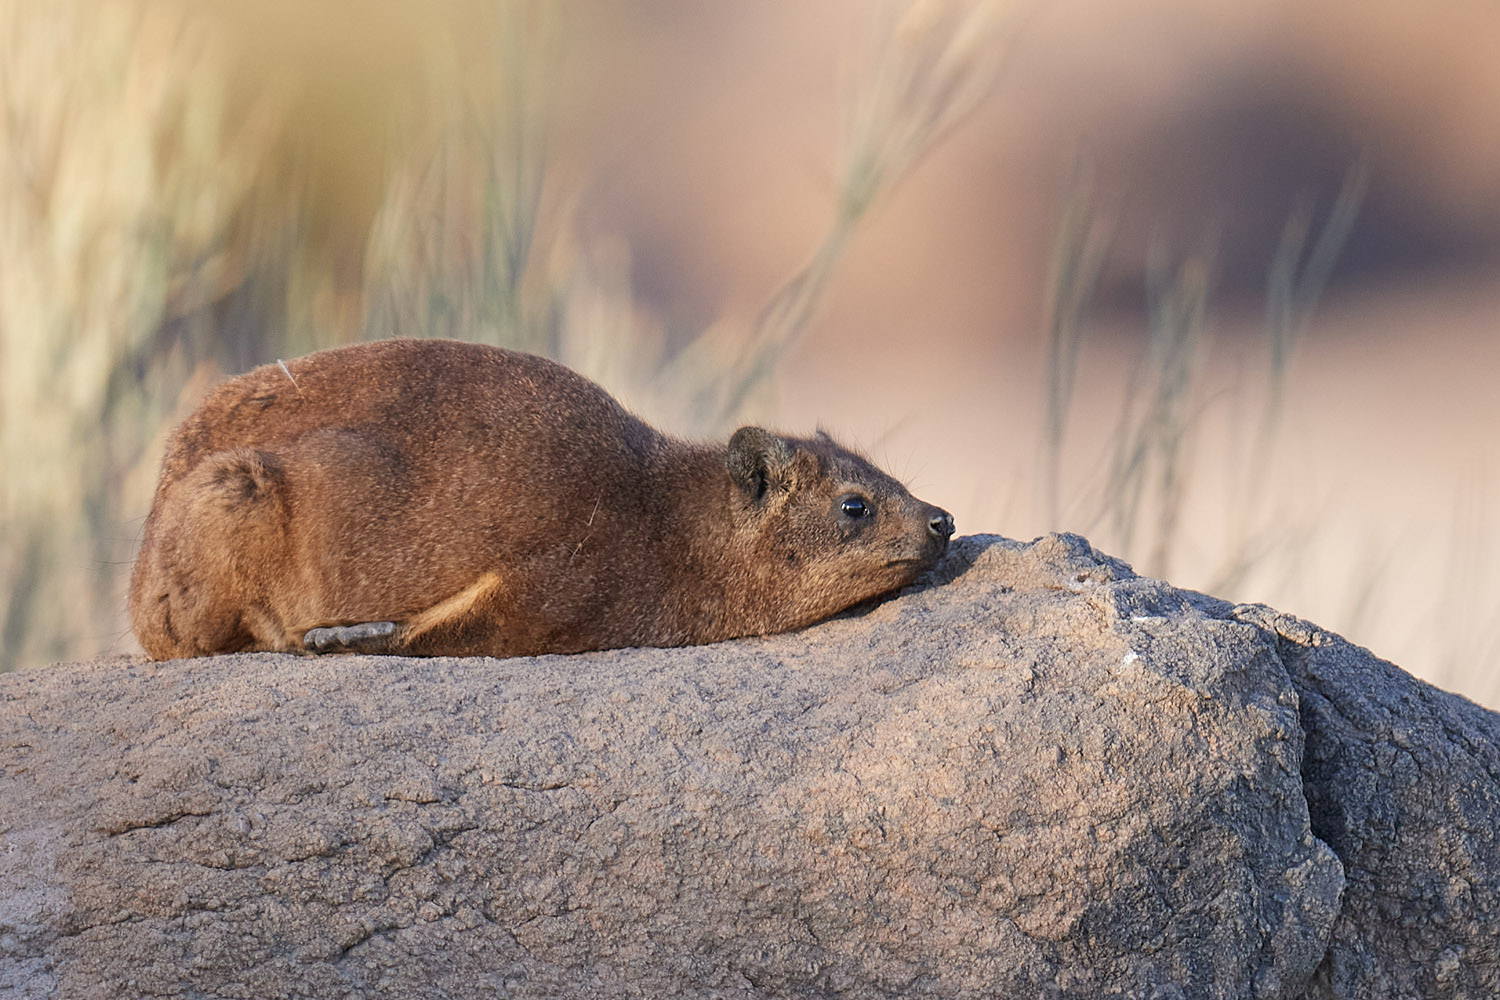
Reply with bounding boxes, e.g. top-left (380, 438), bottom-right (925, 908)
top-left (726, 426), bottom-right (954, 631)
